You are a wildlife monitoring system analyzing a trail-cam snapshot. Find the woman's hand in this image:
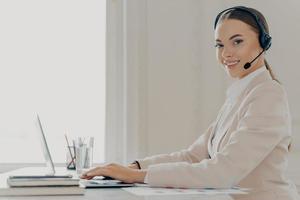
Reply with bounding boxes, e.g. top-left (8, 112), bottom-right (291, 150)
top-left (80, 163), bottom-right (146, 183)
